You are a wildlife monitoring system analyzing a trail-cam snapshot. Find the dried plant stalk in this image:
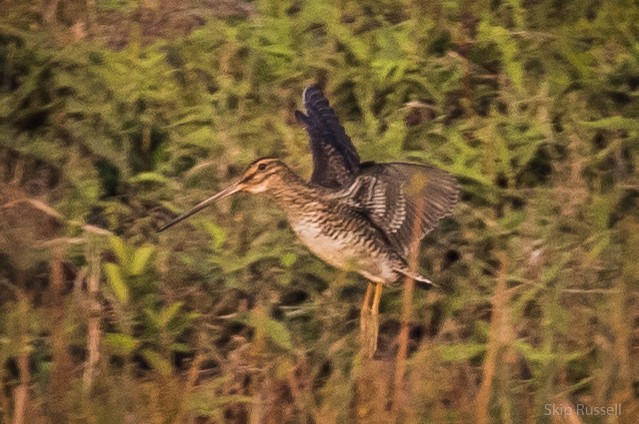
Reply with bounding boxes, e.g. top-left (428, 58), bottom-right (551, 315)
top-left (13, 272), bottom-right (29, 424)
top-left (476, 254), bottom-right (510, 424)
top-left (83, 245), bottom-right (102, 391)
top-left (392, 190), bottom-right (427, 413)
